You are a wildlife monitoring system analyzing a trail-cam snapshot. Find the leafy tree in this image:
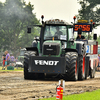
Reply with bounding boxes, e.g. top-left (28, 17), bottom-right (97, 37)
top-left (77, 0), bottom-right (100, 25)
top-left (0, 0), bottom-right (40, 56)
top-left (77, 0), bottom-right (100, 40)
top-left (97, 36), bottom-right (100, 45)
